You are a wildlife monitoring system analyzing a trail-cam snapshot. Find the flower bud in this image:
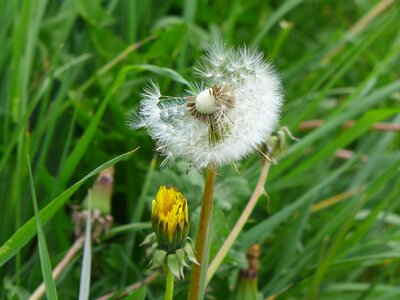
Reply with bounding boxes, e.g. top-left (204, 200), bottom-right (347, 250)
top-left (232, 244), bottom-right (261, 300)
top-left (72, 166), bottom-right (115, 241)
top-left (151, 186), bottom-right (189, 253)
top-left (84, 166), bottom-right (115, 215)
top-left (142, 186), bottom-right (197, 279)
